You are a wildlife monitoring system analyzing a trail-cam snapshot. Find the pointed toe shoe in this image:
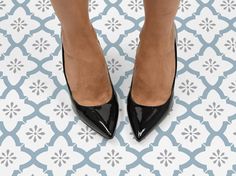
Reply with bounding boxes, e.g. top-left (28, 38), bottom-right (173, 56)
top-left (127, 24), bottom-right (177, 142)
top-left (61, 34), bottom-right (119, 139)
